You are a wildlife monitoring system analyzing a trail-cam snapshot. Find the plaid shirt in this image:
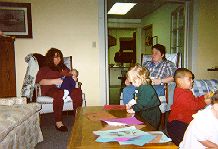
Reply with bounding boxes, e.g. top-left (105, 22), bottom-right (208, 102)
top-left (143, 60), bottom-right (177, 79)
